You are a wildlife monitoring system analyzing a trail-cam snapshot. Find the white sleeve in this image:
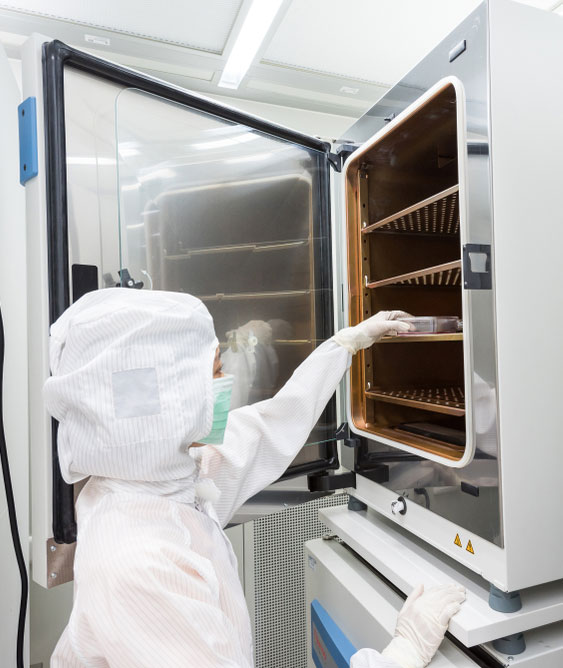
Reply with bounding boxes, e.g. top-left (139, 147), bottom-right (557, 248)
top-left (197, 339), bottom-right (351, 527)
top-left (350, 648), bottom-right (402, 668)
